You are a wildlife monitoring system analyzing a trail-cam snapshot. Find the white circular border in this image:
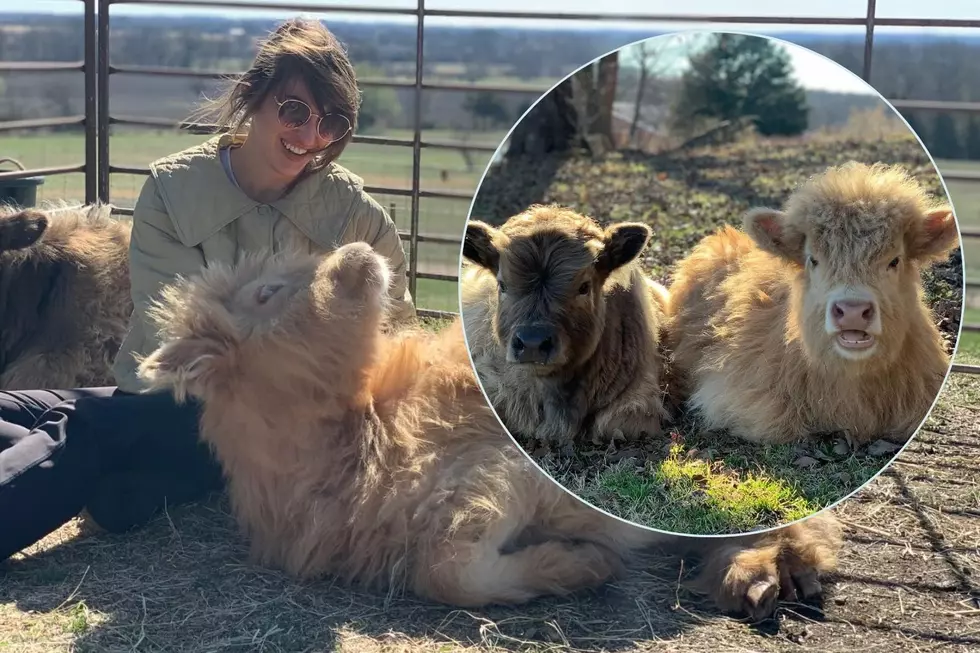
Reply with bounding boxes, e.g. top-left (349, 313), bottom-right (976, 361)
top-left (453, 28), bottom-right (968, 540)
